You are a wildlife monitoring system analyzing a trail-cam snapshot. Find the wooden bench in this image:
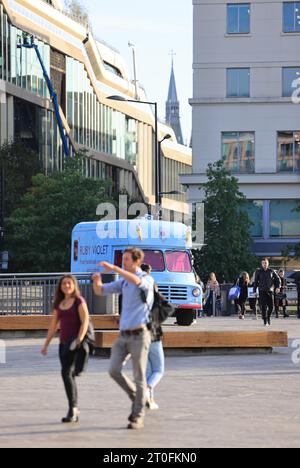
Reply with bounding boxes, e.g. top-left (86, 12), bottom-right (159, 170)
top-left (95, 330), bottom-right (288, 354)
top-left (0, 316), bottom-right (289, 355)
top-left (0, 315), bottom-right (120, 331)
